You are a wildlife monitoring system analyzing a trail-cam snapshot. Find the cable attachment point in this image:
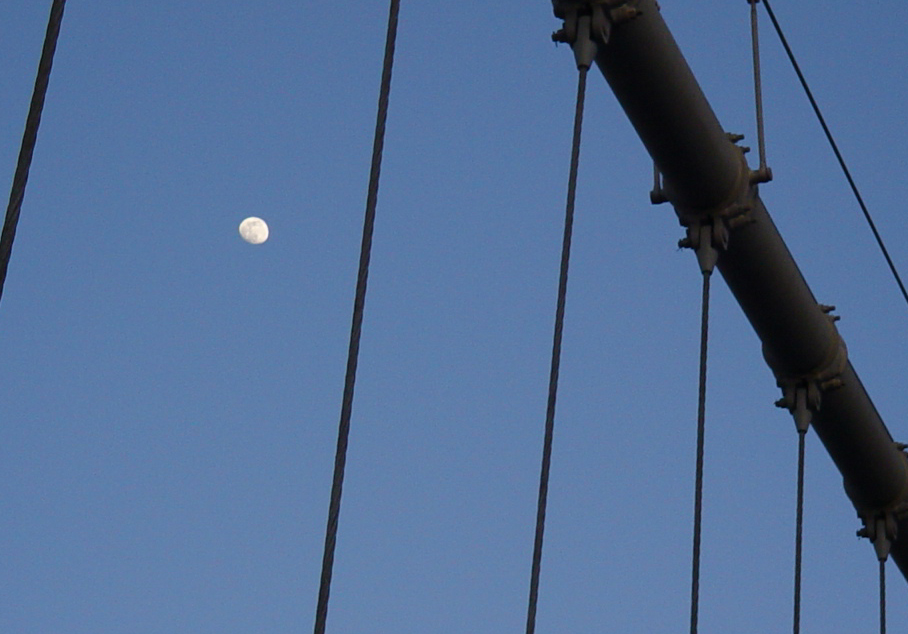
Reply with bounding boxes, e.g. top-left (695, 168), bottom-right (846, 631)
top-left (728, 133), bottom-right (773, 184)
top-left (552, 8), bottom-right (599, 69)
top-left (679, 220), bottom-right (727, 275)
top-left (858, 511), bottom-right (898, 562)
top-left (749, 166), bottom-right (773, 185)
top-left (774, 384), bottom-right (817, 434)
top-left (552, 1), bottom-right (641, 54)
top-left (746, 0), bottom-right (773, 185)
top-left (573, 14), bottom-right (599, 70)
top-left (769, 301), bottom-right (847, 412)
